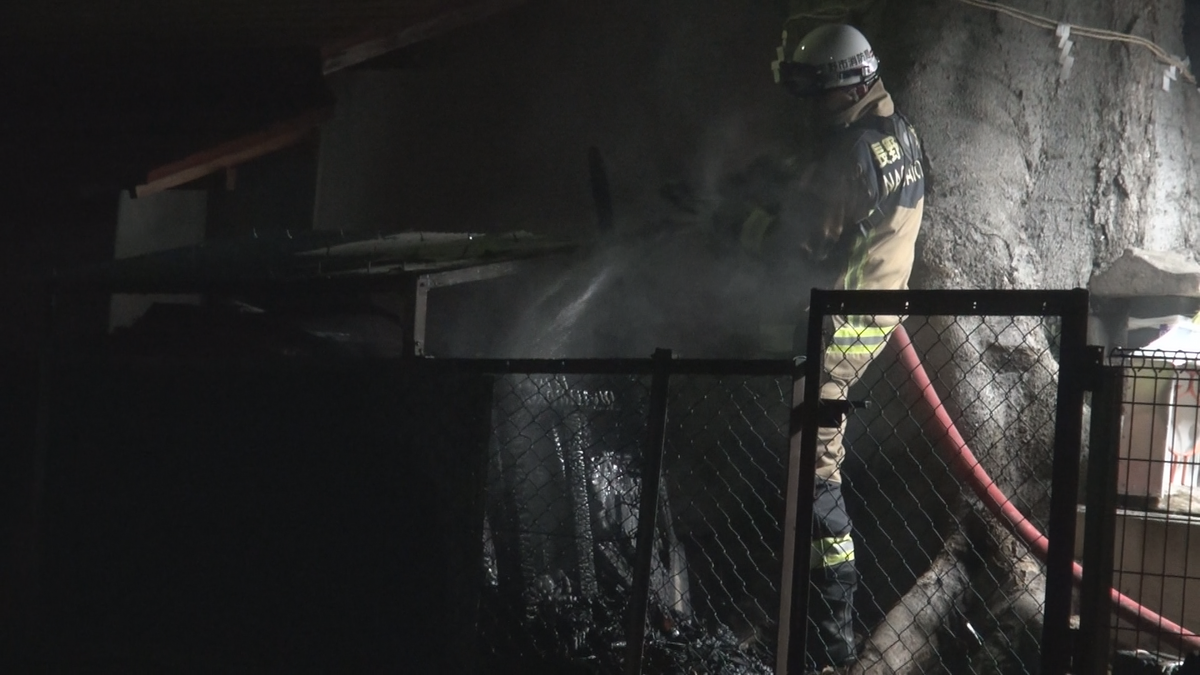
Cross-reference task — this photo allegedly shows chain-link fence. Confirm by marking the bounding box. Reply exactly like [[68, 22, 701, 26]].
[[1087, 350, 1200, 672], [784, 290, 1089, 675], [471, 290, 1092, 675], [34, 289, 1100, 675], [658, 374, 791, 665], [476, 360, 795, 674]]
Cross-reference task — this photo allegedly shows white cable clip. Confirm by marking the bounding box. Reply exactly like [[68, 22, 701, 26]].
[[1055, 24, 1075, 80], [1056, 24, 1075, 81], [772, 30, 788, 83], [1056, 23, 1071, 48], [1164, 64, 1178, 92]]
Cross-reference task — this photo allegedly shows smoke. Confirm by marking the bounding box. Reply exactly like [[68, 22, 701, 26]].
[[450, 211, 819, 360], [434, 104, 817, 360], [421, 0, 815, 360]]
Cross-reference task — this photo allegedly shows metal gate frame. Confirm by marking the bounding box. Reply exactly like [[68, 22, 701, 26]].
[[1076, 351, 1200, 673], [778, 288, 1091, 675], [1077, 362, 1122, 675]]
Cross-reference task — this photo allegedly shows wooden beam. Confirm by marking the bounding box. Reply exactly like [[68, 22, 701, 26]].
[[135, 107, 331, 198], [321, 0, 527, 74]]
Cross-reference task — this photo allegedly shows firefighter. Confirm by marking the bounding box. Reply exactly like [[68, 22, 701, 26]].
[[769, 23, 926, 674]]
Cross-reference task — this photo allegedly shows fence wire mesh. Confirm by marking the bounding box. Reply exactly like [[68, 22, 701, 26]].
[[459, 291, 1090, 674], [651, 375, 791, 673], [1104, 350, 1200, 668], [482, 373, 652, 673], [797, 310, 1067, 675], [478, 371, 792, 674]]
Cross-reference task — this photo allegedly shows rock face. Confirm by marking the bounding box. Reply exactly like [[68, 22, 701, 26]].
[[869, 1, 1200, 292]]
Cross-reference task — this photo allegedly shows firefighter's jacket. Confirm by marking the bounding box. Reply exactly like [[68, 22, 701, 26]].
[[791, 79, 924, 297], [788, 79, 926, 482]]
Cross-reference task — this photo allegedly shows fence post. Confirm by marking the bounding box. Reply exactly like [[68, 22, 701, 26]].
[[624, 348, 673, 675], [1041, 290, 1092, 675], [1076, 363, 1123, 675], [777, 289, 830, 675], [775, 360, 809, 675]]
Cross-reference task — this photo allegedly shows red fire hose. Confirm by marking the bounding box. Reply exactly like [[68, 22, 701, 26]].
[[891, 324, 1200, 655]]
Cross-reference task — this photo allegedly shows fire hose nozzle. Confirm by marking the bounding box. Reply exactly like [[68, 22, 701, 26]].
[[817, 398, 870, 428]]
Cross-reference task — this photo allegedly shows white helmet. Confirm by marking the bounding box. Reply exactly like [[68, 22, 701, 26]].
[[772, 24, 879, 97]]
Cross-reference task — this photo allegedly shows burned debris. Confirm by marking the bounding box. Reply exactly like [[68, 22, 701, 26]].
[[480, 372, 786, 674]]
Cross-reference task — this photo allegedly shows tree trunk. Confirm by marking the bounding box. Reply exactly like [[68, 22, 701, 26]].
[[849, 529, 974, 674]]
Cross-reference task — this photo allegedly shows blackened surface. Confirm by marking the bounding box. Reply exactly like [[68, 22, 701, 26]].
[[480, 372, 788, 673], [34, 360, 488, 672], [0, 47, 333, 196], [205, 140, 321, 241]]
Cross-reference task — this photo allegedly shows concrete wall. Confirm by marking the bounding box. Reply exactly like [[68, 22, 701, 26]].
[[109, 190, 207, 330], [1076, 509, 1200, 656], [313, 0, 795, 238], [206, 140, 320, 240]]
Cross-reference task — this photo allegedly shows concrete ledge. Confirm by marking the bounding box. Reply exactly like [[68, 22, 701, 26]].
[[1090, 248, 1200, 298]]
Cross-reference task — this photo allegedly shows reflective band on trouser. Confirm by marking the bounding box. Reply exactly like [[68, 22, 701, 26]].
[[810, 533, 856, 569], [829, 325, 891, 355]]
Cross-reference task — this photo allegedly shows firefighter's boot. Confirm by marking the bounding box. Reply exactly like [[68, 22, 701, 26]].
[[808, 477, 858, 669], [811, 556, 857, 666]]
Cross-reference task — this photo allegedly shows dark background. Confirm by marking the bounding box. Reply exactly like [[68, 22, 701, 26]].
[[0, 0, 1196, 671]]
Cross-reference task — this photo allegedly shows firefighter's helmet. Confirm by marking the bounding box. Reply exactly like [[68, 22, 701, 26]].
[[772, 24, 879, 98]]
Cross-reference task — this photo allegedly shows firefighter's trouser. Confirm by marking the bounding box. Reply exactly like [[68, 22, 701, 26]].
[[815, 314, 896, 483], [803, 316, 892, 670], [805, 477, 857, 669]]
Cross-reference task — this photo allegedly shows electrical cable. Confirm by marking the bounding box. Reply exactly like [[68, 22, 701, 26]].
[[954, 0, 1196, 85], [780, 0, 1194, 85], [783, 1, 874, 29]]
